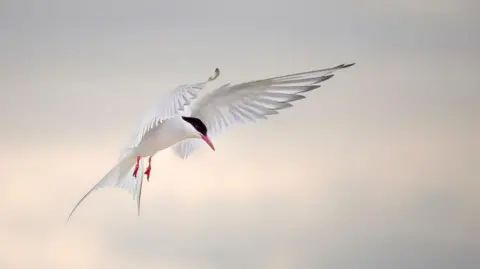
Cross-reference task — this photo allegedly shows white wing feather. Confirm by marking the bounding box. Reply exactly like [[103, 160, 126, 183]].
[[120, 68, 220, 157], [67, 69, 220, 222], [171, 63, 355, 159]]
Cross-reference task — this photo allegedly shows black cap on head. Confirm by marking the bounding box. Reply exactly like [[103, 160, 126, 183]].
[[182, 116, 208, 136]]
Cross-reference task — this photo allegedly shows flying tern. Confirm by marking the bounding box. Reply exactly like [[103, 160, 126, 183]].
[[67, 62, 355, 221]]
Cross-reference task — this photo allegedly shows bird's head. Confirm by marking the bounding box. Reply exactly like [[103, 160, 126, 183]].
[[182, 116, 215, 151]]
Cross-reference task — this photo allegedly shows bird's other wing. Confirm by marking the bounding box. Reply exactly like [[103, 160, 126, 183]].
[[171, 63, 355, 159], [120, 68, 220, 158]]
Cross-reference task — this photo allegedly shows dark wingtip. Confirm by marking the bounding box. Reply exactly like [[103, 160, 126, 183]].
[[301, 85, 322, 93], [208, 68, 220, 81], [334, 63, 356, 69], [322, 74, 335, 81]]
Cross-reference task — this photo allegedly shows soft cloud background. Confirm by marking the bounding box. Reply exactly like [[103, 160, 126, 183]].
[[1, 0, 479, 268]]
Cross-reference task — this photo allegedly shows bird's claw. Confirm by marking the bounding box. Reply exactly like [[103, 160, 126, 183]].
[[132, 165, 139, 178], [132, 156, 141, 178], [144, 166, 151, 181]]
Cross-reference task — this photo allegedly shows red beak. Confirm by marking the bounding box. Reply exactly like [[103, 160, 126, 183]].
[[200, 134, 215, 151]]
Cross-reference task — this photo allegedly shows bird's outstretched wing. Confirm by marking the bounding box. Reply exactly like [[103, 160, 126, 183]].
[[67, 68, 220, 222], [120, 68, 220, 158], [171, 63, 355, 159]]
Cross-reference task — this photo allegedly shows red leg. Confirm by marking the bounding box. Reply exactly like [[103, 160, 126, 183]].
[[144, 156, 152, 181], [132, 156, 141, 178]]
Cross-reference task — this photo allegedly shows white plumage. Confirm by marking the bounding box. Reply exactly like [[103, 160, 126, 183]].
[[172, 63, 355, 158], [66, 63, 354, 221]]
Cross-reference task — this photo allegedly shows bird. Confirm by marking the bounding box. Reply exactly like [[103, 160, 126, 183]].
[[66, 62, 355, 222]]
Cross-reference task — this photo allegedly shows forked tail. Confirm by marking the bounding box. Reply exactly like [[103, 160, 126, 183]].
[[66, 154, 146, 223]]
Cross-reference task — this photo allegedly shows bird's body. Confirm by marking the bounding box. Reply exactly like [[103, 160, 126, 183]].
[[66, 63, 355, 222], [128, 114, 194, 158]]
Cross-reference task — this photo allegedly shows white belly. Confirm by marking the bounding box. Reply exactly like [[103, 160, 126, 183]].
[[133, 116, 192, 157]]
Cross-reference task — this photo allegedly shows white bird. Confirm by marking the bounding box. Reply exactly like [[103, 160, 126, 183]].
[[66, 63, 355, 222]]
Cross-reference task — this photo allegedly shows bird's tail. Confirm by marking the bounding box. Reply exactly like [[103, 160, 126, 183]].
[[66, 153, 146, 223]]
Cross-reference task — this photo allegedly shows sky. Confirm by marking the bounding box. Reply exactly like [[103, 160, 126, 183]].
[[0, 0, 479, 268]]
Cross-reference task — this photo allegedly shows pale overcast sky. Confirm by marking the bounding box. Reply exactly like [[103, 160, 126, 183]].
[[0, 0, 479, 269]]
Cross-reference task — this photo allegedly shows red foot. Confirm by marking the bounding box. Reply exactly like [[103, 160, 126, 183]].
[[144, 156, 152, 181], [132, 156, 141, 178], [144, 166, 151, 181]]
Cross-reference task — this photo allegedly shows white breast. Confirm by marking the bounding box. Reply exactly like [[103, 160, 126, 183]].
[[133, 116, 191, 157]]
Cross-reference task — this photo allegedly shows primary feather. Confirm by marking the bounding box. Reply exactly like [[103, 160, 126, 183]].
[[171, 63, 355, 158], [120, 68, 220, 158], [67, 68, 220, 222]]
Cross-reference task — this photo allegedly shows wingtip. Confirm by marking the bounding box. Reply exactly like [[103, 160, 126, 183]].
[[208, 68, 220, 81]]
